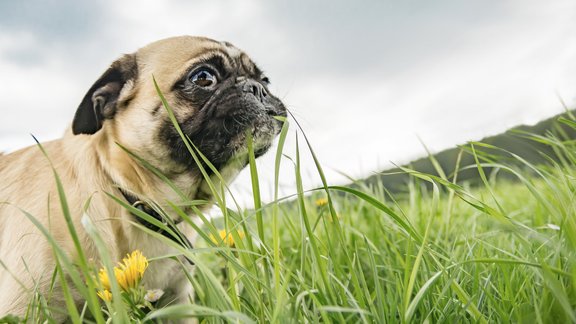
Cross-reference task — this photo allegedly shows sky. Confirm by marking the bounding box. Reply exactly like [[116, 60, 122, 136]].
[[1, 0, 575, 206]]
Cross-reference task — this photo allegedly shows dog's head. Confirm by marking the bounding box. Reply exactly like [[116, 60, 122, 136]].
[[72, 36, 286, 175]]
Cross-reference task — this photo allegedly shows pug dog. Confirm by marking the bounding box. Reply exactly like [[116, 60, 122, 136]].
[[0, 36, 286, 320]]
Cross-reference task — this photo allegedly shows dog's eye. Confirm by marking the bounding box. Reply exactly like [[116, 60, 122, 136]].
[[190, 69, 217, 87]]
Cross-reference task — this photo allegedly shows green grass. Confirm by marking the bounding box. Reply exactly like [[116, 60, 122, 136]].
[[192, 155, 576, 323], [4, 104, 576, 323]]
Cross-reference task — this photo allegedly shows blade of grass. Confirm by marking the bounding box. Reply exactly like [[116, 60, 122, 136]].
[[33, 139, 105, 323]]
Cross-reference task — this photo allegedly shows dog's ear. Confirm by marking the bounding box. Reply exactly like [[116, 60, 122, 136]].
[[72, 54, 138, 135]]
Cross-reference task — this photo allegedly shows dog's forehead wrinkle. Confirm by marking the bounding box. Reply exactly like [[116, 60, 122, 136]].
[[222, 41, 241, 57], [234, 53, 257, 77], [191, 51, 233, 71], [218, 43, 259, 77]]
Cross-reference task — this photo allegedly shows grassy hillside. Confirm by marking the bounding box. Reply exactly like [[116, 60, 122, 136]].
[[4, 113, 576, 323], [364, 110, 576, 193]]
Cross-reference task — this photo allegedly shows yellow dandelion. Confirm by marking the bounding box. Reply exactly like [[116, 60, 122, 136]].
[[96, 250, 149, 292], [97, 289, 112, 302], [113, 266, 128, 291], [116, 250, 148, 290], [98, 268, 111, 291], [211, 229, 245, 247], [315, 198, 328, 207]]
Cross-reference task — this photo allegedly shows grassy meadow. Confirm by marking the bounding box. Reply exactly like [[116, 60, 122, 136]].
[[3, 107, 576, 323]]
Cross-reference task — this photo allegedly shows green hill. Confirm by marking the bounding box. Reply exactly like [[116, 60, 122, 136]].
[[364, 110, 576, 192]]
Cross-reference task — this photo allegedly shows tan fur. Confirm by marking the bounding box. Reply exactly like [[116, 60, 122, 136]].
[[0, 36, 258, 320]]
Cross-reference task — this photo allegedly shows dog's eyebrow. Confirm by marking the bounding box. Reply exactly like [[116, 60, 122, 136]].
[[172, 51, 233, 89], [198, 54, 229, 72], [182, 50, 233, 73]]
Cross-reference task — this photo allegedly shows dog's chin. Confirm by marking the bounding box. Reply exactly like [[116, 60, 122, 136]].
[[193, 116, 281, 203], [228, 116, 282, 158]]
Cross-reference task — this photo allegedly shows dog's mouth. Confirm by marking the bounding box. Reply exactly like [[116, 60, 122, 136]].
[[161, 90, 286, 173], [228, 113, 283, 156], [202, 110, 284, 169]]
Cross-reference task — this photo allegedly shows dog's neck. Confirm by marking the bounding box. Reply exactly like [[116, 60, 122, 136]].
[[65, 130, 202, 213], [66, 128, 247, 221], [117, 187, 194, 262]]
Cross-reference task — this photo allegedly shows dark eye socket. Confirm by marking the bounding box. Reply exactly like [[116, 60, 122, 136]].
[[189, 69, 217, 87], [261, 76, 270, 85]]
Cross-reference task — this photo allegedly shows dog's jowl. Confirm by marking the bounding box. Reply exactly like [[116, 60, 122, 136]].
[[0, 36, 286, 319]]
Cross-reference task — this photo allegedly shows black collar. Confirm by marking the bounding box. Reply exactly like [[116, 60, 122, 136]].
[[119, 188, 194, 263]]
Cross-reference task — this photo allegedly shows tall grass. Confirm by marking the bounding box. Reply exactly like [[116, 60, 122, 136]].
[[3, 100, 576, 323]]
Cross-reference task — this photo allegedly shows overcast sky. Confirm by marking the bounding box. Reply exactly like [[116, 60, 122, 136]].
[[1, 0, 575, 205]]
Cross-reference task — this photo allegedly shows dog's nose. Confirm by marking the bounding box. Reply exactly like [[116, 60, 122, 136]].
[[241, 79, 267, 102]]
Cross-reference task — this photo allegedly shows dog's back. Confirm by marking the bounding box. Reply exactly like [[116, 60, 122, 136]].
[[0, 139, 89, 318]]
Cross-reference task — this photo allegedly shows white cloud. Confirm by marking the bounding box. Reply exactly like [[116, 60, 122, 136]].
[[0, 1, 575, 207]]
